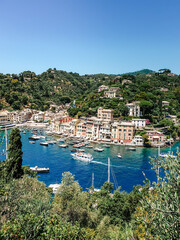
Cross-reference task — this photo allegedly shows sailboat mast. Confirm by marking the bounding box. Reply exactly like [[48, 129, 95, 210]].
[[158, 145, 160, 156], [108, 157, 110, 182], [5, 127, 8, 160], [92, 172, 94, 187]]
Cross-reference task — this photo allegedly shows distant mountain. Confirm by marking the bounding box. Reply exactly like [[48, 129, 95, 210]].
[[122, 69, 154, 76]]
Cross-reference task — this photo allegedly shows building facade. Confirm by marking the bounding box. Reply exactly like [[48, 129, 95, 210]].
[[126, 101, 141, 117], [111, 121, 135, 144], [132, 119, 146, 129], [97, 107, 114, 121]]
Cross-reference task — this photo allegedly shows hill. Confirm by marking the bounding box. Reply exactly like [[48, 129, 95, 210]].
[[0, 68, 180, 124]]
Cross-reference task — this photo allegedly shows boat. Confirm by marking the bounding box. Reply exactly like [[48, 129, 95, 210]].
[[158, 143, 176, 159], [29, 135, 41, 140], [71, 152, 93, 162], [71, 149, 78, 152], [86, 145, 93, 148], [94, 147, 104, 152], [159, 152, 176, 158], [59, 144, 68, 148], [30, 166, 50, 173], [57, 138, 65, 142], [78, 149, 85, 152], [103, 144, 110, 148], [39, 135, 46, 139], [29, 141, 35, 144], [40, 142, 49, 146], [73, 144, 81, 148], [117, 153, 122, 158], [49, 184, 61, 194], [47, 140, 56, 144], [126, 147, 136, 151]]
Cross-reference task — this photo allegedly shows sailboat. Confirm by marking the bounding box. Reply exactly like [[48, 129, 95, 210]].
[[158, 142, 176, 159], [90, 158, 111, 192]]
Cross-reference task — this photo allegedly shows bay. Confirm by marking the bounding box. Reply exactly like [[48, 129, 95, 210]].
[[0, 129, 179, 192]]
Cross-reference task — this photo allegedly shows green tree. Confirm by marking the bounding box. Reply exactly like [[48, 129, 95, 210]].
[[140, 100, 153, 116], [4, 128, 23, 182], [135, 151, 180, 239]]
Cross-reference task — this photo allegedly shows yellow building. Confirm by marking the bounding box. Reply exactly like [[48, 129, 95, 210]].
[[111, 121, 135, 144], [97, 107, 114, 121]]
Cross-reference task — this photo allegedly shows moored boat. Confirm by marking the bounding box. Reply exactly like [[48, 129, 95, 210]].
[[159, 152, 176, 158], [117, 153, 122, 158], [30, 166, 50, 173], [29, 135, 41, 140], [103, 144, 110, 148], [49, 184, 61, 194], [126, 147, 136, 151], [40, 142, 49, 146], [94, 147, 104, 152], [59, 144, 68, 148]]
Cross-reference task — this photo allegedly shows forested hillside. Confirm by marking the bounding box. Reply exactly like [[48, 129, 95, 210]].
[[0, 68, 180, 123]]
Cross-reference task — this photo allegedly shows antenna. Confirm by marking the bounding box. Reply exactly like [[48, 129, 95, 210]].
[[108, 157, 110, 182]]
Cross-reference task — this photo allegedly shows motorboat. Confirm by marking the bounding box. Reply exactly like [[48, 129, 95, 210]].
[[94, 147, 104, 152], [103, 144, 110, 148], [71, 152, 93, 162], [117, 153, 122, 158], [29, 135, 41, 140], [40, 142, 49, 146], [29, 141, 35, 144], [78, 149, 85, 152], [57, 138, 65, 142], [126, 147, 136, 151], [159, 152, 176, 158], [49, 184, 61, 194], [30, 166, 49, 173], [86, 145, 93, 148], [59, 144, 68, 148], [71, 149, 78, 152], [47, 140, 56, 144]]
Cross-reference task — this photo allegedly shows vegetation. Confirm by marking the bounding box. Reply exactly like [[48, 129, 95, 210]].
[[0, 128, 179, 239], [0, 69, 179, 123]]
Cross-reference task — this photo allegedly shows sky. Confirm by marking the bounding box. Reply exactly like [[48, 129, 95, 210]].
[[0, 0, 180, 75]]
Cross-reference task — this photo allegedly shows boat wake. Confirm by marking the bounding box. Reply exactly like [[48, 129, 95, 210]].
[[91, 160, 150, 171]]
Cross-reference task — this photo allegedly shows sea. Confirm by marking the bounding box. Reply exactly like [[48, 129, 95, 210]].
[[0, 129, 179, 193]]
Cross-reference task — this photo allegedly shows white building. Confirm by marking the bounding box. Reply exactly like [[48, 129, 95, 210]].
[[130, 135, 144, 146], [31, 111, 44, 122], [132, 119, 146, 129], [126, 101, 142, 117], [98, 85, 109, 92]]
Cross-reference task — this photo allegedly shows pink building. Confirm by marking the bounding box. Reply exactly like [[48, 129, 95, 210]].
[[146, 130, 167, 143]]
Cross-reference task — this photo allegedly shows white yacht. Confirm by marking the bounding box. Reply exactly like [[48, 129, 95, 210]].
[[94, 147, 104, 152], [117, 153, 122, 158], [40, 141, 49, 146], [29, 135, 41, 140], [71, 152, 93, 162]]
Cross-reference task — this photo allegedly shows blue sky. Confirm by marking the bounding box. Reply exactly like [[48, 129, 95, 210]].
[[0, 0, 180, 75]]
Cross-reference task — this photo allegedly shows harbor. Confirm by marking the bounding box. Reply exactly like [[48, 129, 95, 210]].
[[0, 129, 179, 193]]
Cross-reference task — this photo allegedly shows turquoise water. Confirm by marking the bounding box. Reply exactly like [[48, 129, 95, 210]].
[[0, 129, 179, 192]]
